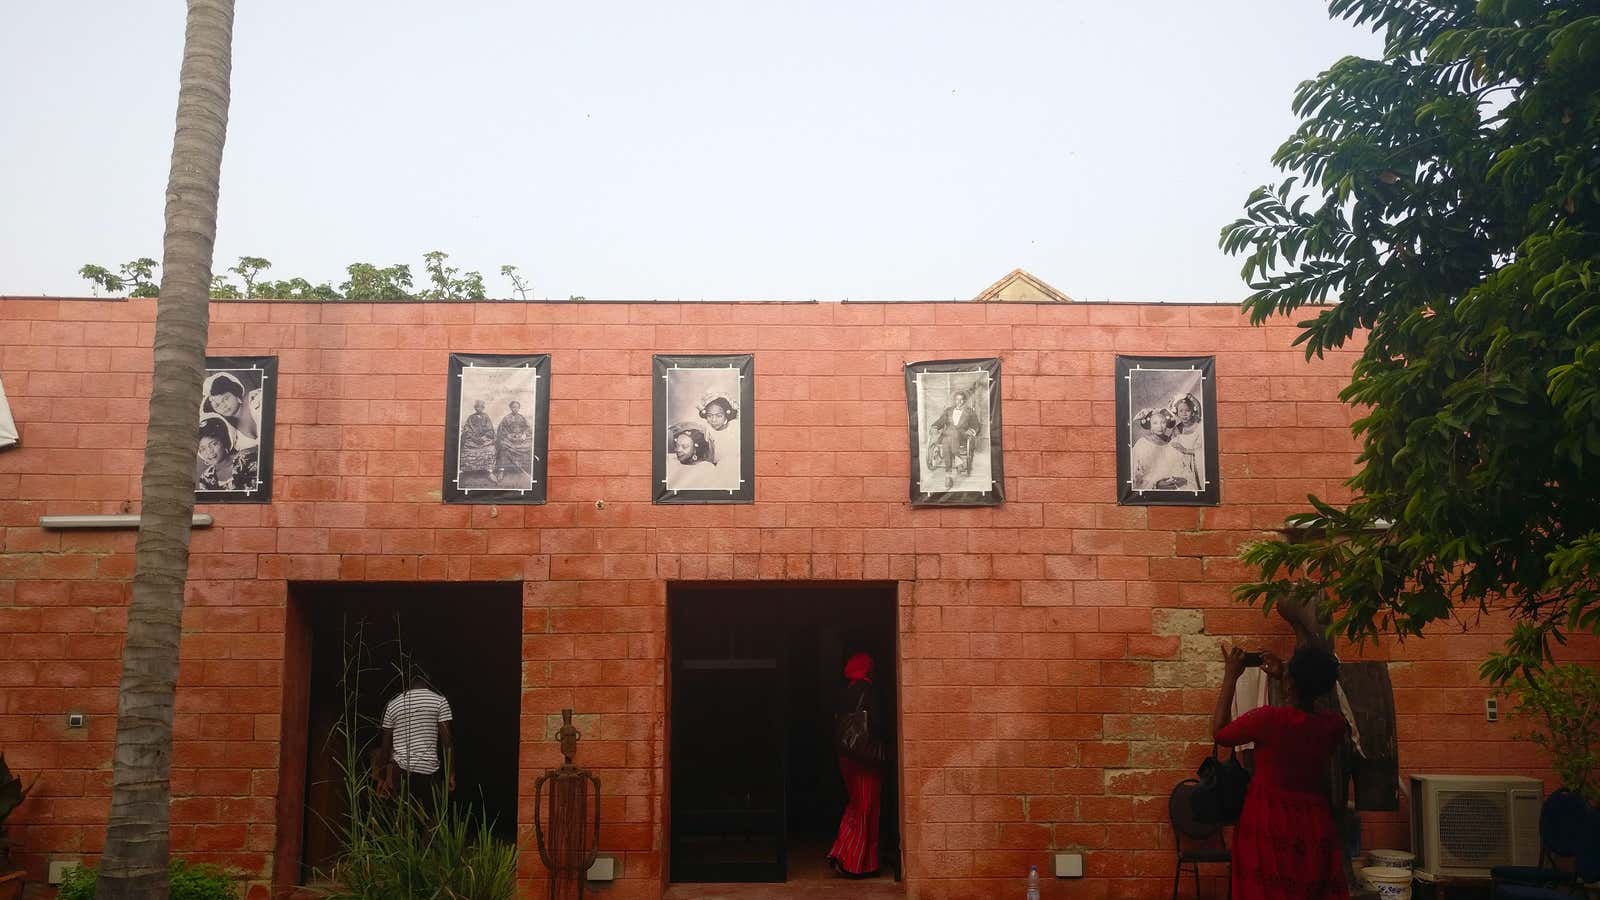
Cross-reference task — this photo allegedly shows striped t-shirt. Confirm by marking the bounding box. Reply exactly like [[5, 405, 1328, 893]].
[[382, 687, 453, 775]]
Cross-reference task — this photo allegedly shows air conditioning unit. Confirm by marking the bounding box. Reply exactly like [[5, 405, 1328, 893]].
[[1410, 774, 1543, 878]]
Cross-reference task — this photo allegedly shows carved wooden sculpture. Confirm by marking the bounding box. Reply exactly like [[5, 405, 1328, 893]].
[[533, 709, 602, 899]]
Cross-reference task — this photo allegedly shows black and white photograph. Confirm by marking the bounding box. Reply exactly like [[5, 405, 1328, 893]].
[[904, 358, 1004, 507], [1116, 355, 1219, 505], [197, 356, 277, 503], [442, 353, 550, 504], [653, 354, 754, 504]]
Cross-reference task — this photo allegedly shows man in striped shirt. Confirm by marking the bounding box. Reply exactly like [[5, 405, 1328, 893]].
[[377, 676, 455, 805]]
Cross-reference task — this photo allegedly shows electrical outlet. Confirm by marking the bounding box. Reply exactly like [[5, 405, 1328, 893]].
[[586, 855, 617, 881], [49, 861, 81, 885], [1054, 852, 1084, 878], [1486, 697, 1499, 722]]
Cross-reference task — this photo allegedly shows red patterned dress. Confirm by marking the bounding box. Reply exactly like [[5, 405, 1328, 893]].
[[1216, 705, 1349, 900], [829, 653, 884, 876]]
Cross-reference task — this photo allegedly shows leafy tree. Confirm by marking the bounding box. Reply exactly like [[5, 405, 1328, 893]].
[[226, 256, 341, 299], [501, 264, 532, 301], [340, 262, 415, 300], [99, 0, 235, 895], [1507, 664, 1600, 802], [253, 277, 342, 300], [80, 252, 516, 301], [78, 258, 161, 297], [78, 265, 121, 296], [421, 250, 486, 300], [1223, 0, 1600, 681], [208, 276, 241, 299], [226, 255, 271, 298]]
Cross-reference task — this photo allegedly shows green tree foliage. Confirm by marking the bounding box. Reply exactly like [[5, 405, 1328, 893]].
[[78, 258, 160, 297], [421, 250, 486, 300], [500, 264, 532, 301], [1508, 664, 1600, 802], [340, 263, 416, 300], [252, 276, 342, 300], [227, 255, 271, 297], [208, 276, 241, 298], [79, 253, 533, 300], [1222, 0, 1600, 681]]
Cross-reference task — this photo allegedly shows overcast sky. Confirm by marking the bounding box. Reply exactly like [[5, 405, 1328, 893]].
[[0, 1, 1382, 302]]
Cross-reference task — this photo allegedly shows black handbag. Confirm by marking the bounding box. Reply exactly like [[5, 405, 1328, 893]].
[[836, 686, 886, 765], [1189, 744, 1251, 825]]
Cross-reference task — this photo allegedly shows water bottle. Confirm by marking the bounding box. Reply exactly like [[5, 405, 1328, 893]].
[[1026, 864, 1041, 900]]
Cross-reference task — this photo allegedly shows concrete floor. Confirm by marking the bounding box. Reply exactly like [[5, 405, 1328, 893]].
[[662, 880, 902, 899], [663, 836, 902, 899]]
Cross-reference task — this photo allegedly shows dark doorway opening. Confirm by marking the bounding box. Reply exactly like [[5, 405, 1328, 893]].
[[291, 582, 521, 881], [668, 582, 900, 886]]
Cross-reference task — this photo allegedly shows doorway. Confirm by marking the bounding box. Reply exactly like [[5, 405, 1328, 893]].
[[288, 582, 522, 881], [668, 582, 900, 886]]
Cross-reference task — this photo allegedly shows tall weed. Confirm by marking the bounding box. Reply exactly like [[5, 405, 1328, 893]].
[[314, 624, 517, 900]]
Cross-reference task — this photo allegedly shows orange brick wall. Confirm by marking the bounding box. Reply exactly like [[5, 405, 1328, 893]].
[[0, 296, 1571, 899]]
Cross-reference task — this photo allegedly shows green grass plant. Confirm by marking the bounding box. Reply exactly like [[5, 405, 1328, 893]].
[[314, 623, 517, 899], [55, 859, 241, 900]]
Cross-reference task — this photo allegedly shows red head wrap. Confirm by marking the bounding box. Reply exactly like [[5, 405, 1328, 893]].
[[843, 652, 875, 682]]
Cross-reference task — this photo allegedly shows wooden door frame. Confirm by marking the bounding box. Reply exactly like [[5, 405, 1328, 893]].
[[662, 580, 904, 889]]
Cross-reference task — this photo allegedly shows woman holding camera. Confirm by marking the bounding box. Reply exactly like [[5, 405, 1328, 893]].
[[1213, 644, 1348, 899]]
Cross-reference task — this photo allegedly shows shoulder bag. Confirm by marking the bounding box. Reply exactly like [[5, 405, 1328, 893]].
[[835, 685, 886, 766], [1189, 744, 1251, 825]]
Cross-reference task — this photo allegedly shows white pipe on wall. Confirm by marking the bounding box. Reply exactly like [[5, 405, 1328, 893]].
[[39, 514, 214, 530]]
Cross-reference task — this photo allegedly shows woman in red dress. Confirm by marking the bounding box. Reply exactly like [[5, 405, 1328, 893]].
[[1213, 644, 1349, 899], [828, 652, 884, 878]]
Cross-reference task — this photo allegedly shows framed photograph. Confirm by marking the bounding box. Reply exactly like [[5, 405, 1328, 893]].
[[1116, 355, 1219, 506], [653, 354, 754, 504], [197, 356, 277, 503], [904, 358, 1004, 507], [442, 353, 550, 504]]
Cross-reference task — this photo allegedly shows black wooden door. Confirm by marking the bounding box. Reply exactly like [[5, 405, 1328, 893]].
[[670, 593, 788, 882]]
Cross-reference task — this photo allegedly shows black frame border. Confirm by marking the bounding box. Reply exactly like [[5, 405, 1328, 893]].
[[198, 355, 277, 505], [442, 352, 551, 505], [904, 357, 1005, 508], [652, 353, 755, 505], [1115, 354, 1220, 506]]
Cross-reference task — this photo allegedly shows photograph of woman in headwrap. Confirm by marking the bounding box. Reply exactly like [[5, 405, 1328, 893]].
[[1116, 356, 1219, 505], [1168, 391, 1205, 490], [665, 423, 721, 491], [662, 379, 740, 493], [493, 399, 535, 486], [696, 389, 739, 467], [202, 370, 262, 453], [654, 355, 753, 503], [1130, 405, 1190, 492], [196, 413, 259, 493], [443, 354, 549, 502], [458, 399, 498, 481], [196, 359, 276, 501]]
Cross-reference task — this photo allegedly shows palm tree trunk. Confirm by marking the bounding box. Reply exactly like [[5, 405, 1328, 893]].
[[98, 1, 234, 895]]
